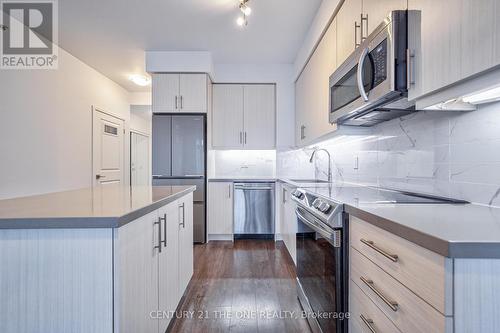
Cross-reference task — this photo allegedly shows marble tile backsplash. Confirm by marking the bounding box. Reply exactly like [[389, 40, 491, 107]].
[[277, 102, 500, 207]]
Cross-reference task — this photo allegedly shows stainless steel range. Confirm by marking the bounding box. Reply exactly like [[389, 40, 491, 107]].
[[290, 184, 468, 333], [291, 188, 348, 333]]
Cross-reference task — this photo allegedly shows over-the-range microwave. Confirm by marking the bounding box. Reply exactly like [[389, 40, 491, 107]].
[[329, 10, 419, 126]]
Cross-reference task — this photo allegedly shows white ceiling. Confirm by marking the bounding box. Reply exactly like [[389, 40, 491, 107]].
[[58, 0, 322, 92]]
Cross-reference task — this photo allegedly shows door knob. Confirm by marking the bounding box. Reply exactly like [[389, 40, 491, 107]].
[[96, 174, 106, 180]]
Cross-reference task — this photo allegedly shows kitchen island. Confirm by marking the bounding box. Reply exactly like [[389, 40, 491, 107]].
[[0, 185, 195, 333]]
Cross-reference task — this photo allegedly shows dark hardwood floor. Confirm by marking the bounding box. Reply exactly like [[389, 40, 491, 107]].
[[170, 240, 311, 333]]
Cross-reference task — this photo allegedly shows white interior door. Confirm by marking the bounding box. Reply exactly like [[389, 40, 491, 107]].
[[93, 108, 124, 187], [130, 132, 150, 187]]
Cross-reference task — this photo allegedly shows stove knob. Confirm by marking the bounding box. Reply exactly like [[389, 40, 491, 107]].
[[292, 190, 304, 199], [319, 202, 331, 213], [312, 198, 322, 208]]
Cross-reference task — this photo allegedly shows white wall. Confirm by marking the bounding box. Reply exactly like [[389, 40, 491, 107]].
[[0, 46, 131, 200]]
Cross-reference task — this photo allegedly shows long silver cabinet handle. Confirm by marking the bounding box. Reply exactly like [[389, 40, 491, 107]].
[[360, 314, 376, 333], [360, 276, 399, 312], [228, 184, 231, 198], [179, 203, 185, 228], [355, 21, 361, 47], [244, 132, 247, 144], [160, 214, 167, 247], [361, 13, 368, 41], [407, 49, 416, 87], [154, 217, 162, 253], [180, 95, 183, 109], [360, 238, 398, 262], [175, 96, 178, 109]]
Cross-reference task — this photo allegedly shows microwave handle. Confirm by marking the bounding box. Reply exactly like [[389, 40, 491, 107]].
[[357, 47, 370, 102]]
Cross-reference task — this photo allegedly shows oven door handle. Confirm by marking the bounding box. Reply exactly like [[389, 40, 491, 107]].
[[357, 47, 370, 102], [295, 208, 335, 242]]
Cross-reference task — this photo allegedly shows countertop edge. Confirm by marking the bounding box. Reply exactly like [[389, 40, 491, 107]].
[[117, 186, 196, 227], [277, 178, 500, 259], [0, 186, 196, 230], [344, 205, 451, 257]]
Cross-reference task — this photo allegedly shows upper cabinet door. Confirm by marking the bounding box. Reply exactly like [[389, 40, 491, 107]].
[[243, 85, 276, 149], [295, 18, 337, 147], [152, 74, 180, 113], [158, 201, 180, 333], [407, 0, 462, 99], [336, 0, 363, 66], [178, 193, 194, 296], [460, 0, 498, 78], [362, 0, 408, 37], [179, 74, 207, 113], [212, 84, 244, 149]]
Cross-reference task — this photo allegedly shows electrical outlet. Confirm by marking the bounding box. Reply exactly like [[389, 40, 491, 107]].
[[354, 156, 359, 170]]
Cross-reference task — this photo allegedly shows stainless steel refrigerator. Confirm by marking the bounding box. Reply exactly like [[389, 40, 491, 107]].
[[152, 114, 206, 243]]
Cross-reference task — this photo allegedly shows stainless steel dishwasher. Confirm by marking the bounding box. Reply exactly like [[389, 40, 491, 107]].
[[233, 182, 275, 239]]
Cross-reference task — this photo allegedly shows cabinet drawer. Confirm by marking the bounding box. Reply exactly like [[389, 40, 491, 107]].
[[349, 279, 400, 333], [350, 247, 452, 333], [350, 216, 452, 315]]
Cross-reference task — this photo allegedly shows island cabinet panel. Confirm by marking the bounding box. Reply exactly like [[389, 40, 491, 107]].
[[0, 229, 114, 333], [0, 191, 195, 333], [115, 194, 195, 333], [115, 210, 160, 333], [178, 193, 194, 295]]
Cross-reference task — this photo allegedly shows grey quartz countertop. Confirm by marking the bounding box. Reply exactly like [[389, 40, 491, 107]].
[[0, 185, 196, 229], [208, 178, 276, 183], [279, 179, 500, 258]]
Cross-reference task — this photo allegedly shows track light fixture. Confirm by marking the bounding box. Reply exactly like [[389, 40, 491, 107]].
[[236, 0, 251, 27]]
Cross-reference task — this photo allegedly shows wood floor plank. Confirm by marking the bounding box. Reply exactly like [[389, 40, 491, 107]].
[[169, 240, 311, 333]]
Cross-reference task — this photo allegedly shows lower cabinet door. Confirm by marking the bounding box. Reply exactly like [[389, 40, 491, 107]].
[[116, 210, 160, 333], [178, 193, 194, 296], [158, 201, 180, 333]]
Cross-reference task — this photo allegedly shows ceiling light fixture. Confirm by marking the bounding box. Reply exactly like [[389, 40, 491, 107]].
[[236, 0, 251, 27], [129, 74, 151, 86]]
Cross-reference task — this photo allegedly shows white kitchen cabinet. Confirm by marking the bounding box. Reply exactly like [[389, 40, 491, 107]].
[[295, 18, 338, 147], [117, 210, 159, 333], [152, 73, 179, 113], [279, 184, 297, 265], [336, 0, 362, 66], [208, 182, 234, 238], [178, 193, 194, 295], [179, 74, 208, 112], [408, 0, 500, 100], [152, 73, 208, 113], [243, 85, 276, 149], [157, 201, 180, 332], [212, 84, 244, 149], [116, 194, 194, 333], [212, 84, 276, 149], [363, 0, 408, 36]]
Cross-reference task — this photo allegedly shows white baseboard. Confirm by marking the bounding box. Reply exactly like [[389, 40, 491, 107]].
[[207, 234, 234, 241]]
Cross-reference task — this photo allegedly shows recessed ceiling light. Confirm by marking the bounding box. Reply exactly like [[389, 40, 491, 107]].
[[129, 74, 151, 86]]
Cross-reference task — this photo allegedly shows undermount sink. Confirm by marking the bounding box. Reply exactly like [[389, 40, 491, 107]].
[[289, 179, 330, 184]]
